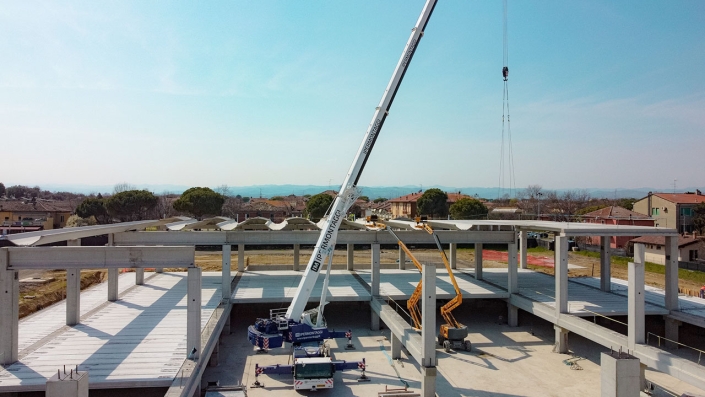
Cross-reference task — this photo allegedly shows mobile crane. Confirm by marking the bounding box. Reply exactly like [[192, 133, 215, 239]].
[[247, 0, 438, 389]]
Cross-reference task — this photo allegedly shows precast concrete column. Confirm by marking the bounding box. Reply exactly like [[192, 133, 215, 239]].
[[237, 244, 245, 272], [66, 239, 81, 326], [187, 266, 202, 360], [507, 242, 518, 294], [391, 333, 401, 360], [371, 243, 380, 296], [600, 352, 641, 397], [46, 369, 89, 397], [449, 243, 457, 270], [519, 230, 528, 269], [664, 236, 679, 311], [107, 234, 119, 302], [665, 318, 681, 349], [508, 304, 519, 327], [475, 243, 483, 280], [554, 325, 569, 354], [555, 236, 569, 316], [0, 248, 19, 365], [628, 243, 645, 351], [222, 245, 231, 300], [293, 244, 300, 271], [347, 244, 354, 271], [421, 262, 437, 397], [600, 236, 612, 292], [370, 243, 381, 331], [135, 268, 144, 285], [398, 246, 406, 270]]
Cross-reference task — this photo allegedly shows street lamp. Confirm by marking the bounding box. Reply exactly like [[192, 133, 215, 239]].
[[537, 192, 543, 220]]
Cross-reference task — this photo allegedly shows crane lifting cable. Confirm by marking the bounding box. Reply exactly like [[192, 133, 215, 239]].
[[498, 0, 516, 200]]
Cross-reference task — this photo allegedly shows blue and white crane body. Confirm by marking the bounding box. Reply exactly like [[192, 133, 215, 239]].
[[248, 0, 437, 389]]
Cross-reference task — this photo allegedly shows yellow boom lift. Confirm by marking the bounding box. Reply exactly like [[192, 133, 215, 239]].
[[375, 216, 471, 352]]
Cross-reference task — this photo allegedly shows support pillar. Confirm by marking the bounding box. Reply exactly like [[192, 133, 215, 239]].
[[391, 333, 401, 360], [421, 262, 437, 397], [554, 325, 569, 354], [222, 245, 231, 300], [628, 243, 645, 351], [237, 244, 245, 272], [664, 317, 681, 349], [600, 236, 612, 292], [347, 244, 354, 271], [555, 236, 569, 316], [66, 239, 81, 326], [370, 243, 381, 331], [187, 266, 202, 360], [398, 246, 406, 270], [0, 248, 19, 365], [223, 306, 232, 335], [449, 243, 457, 270], [519, 230, 528, 269], [664, 236, 679, 311], [107, 234, 118, 302], [507, 242, 518, 294], [135, 268, 144, 285], [46, 369, 89, 397], [600, 352, 641, 397], [475, 243, 483, 280], [293, 244, 300, 271], [508, 304, 519, 327]]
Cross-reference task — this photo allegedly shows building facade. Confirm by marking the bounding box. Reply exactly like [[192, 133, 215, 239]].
[[0, 199, 74, 234], [582, 206, 654, 250], [629, 234, 705, 265], [633, 192, 705, 233]]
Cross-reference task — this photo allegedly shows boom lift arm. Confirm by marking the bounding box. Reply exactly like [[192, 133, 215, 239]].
[[285, 0, 438, 323], [385, 227, 425, 329], [421, 224, 463, 330]]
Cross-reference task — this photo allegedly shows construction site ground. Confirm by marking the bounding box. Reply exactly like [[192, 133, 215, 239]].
[[204, 300, 703, 397]]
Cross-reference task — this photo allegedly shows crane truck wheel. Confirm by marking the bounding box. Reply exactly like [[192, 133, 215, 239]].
[[443, 340, 451, 353], [464, 340, 471, 351]]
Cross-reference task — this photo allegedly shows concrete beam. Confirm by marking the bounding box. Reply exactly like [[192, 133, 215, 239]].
[[7, 246, 195, 270], [628, 244, 645, 350], [237, 244, 244, 272], [507, 242, 518, 294], [555, 236, 569, 315], [347, 244, 354, 271], [0, 248, 19, 365], [600, 236, 612, 292], [187, 267, 202, 360], [66, 239, 81, 326], [113, 229, 517, 246], [370, 297, 423, 364], [509, 293, 705, 391], [7, 220, 160, 247], [222, 245, 231, 300], [421, 263, 436, 368], [519, 230, 528, 269], [449, 243, 457, 270], [664, 236, 679, 311], [293, 244, 300, 271], [475, 243, 483, 280]]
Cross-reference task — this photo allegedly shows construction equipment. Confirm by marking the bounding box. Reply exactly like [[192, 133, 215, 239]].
[[247, 0, 438, 389], [252, 342, 368, 391], [420, 222, 470, 352]]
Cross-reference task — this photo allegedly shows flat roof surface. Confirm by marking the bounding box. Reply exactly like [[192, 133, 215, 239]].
[[0, 272, 223, 392]]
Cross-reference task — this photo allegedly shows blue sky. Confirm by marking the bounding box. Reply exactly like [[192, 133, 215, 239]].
[[2, 1, 704, 191]]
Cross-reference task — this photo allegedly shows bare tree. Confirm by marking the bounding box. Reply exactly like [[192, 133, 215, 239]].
[[214, 184, 232, 198], [113, 182, 135, 194]]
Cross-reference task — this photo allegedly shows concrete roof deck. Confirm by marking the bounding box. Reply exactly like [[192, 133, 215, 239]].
[[0, 272, 224, 393]]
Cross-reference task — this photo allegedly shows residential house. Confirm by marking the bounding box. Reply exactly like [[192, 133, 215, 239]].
[[388, 191, 475, 219], [582, 206, 654, 250], [629, 234, 705, 265], [632, 191, 705, 233], [0, 199, 74, 234]]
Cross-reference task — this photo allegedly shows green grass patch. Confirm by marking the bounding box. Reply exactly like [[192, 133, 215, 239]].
[[527, 246, 552, 254]]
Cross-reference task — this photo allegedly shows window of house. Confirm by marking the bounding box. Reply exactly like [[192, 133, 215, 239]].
[[689, 250, 698, 261], [681, 207, 692, 216], [652, 208, 659, 216], [60, 215, 64, 222]]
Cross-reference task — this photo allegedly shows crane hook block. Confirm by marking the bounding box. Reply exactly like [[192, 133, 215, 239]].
[[502, 66, 509, 81]]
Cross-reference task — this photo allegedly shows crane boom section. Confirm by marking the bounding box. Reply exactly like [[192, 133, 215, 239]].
[[285, 0, 438, 322]]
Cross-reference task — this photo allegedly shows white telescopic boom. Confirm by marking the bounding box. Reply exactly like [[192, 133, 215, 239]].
[[285, 0, 438, 321]]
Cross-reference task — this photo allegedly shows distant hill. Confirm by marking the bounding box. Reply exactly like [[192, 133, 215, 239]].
[[31, 183, 703, 200]]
